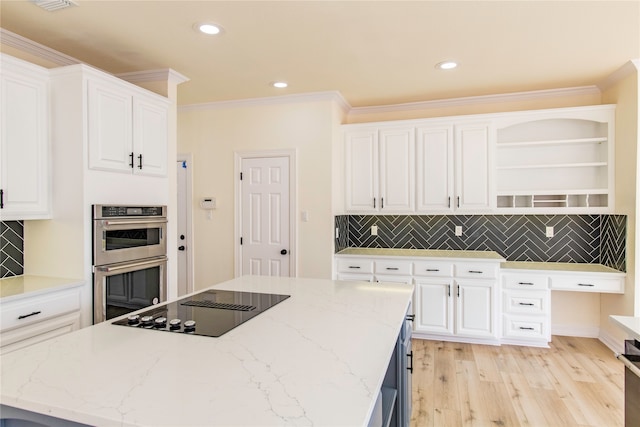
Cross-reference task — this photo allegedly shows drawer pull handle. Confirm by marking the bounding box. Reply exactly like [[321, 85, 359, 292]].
[[348, 266, 361, 269], [518, 302, 535, 306], [518, 282, 534, 286], [578, 283, 595, 287], [18, 311, 42, 320], [426, 269, 440, 272], [407, 351, 414, 374], [519, 327, 535, 331], [468, 270, 483, 274], [386, 267, 399, 271], [406, 314, 415, 322]]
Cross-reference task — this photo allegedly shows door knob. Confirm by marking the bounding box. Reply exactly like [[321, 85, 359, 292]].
[[178, 246, 186, 251], [280, 249, 288, 255], [180, 234, 185, 240]]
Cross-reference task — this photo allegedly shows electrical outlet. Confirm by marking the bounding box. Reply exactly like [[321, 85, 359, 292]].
[[335, 227, 339, 239], [546, 226, 554, 238], [371, 225, 378, 236], [455, 226, 463, 236]]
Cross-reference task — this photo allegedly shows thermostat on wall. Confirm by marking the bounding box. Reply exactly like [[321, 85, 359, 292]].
[[201, 198, 216, 210]]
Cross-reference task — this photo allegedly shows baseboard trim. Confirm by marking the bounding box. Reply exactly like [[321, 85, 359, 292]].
[[599, 328, 625, 354], [551, 324, 600, 338]]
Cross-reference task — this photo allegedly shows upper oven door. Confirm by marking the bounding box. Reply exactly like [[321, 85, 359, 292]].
[[93, 217, 167, 265]]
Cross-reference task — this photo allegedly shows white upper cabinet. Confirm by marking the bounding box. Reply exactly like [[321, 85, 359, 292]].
[[416, 123, 493, 213], [416, 126, 453, 211], [494, 105, 615, 213], [342, 104, 613, 215], [455, 123, 492, 212], [87, 71, 169, 177], [0, 54, 51, 220], [345, 127, 414, 213], [88, 79, 133, 173]]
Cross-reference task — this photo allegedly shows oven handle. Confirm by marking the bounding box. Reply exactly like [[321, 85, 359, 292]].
[[101, 218, 167, 226], [95, 257, 168, 272], [616, 353, 640, 378]]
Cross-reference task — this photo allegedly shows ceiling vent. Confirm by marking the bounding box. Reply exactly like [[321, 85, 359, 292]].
[[31, 0, 78, 12]]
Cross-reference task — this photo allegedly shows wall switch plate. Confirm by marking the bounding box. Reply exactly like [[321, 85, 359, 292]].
[[301, 211, 309, 222], [335, 227, 339, 238], [455, 226, 463, 236], [371, 225, 378, 236], [546, 226, 554, 238]]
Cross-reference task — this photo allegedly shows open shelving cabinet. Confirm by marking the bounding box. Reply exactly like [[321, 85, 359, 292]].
[[494, 105, 615, 213]]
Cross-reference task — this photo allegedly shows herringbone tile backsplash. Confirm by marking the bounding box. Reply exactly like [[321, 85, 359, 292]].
[[1, 221, 24, 277], [335, 214, 626, 271]]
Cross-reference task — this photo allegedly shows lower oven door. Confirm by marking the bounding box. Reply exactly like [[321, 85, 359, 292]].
[[93, 256, 167, 323]]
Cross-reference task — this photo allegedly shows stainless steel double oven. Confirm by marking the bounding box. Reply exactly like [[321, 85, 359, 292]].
[[92, 205, 167, 323]]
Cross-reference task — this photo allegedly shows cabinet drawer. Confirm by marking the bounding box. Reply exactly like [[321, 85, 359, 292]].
[[413, 261, 453, 277], [336, 258, 374, 274], [374, 260, 412, 276], [455, 262, 498, 279], [550, 275, 624, 293], [0, 311, 80, 354], [503, 290, 548, 315], [502, 274, 549, 290], [503, 315, 549, 340], [1, 290, 81, 332]]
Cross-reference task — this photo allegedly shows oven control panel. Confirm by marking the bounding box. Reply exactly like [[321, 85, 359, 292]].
[[94, 205, 166, 218]]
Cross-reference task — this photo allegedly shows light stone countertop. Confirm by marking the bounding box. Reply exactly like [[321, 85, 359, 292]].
[[0, 275, 414, 427], [335, 248, 625, 274], [501, 261, 625, 275], [0, 275, 84, 302], [336, 247, 505, 261], [610, 316, 640, 342]]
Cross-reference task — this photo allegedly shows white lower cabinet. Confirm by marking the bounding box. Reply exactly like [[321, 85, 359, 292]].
[[0, 285, 82, 354], [501, 272, 551, 347]]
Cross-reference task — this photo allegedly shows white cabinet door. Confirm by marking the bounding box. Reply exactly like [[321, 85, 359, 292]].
[[0, 56, 50, 220], [133, 95, 168, 176], [379, 128, 414, 212], [415, 279, 453, 335], [88, 78, 169, 177], [88, 79, 133, 173], [416, 125, 454, 211], [455, 123, 492, 211], [345, 130, 378, 212], [455, 280, 495, 338]]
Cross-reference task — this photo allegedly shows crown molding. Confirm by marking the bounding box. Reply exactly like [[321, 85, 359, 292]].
[[0, 28, 80, 66], [116, 69, 190, 86], [348, 86, 601, 116], [598, 59, 640, 91], [179, 91, 350, 112]]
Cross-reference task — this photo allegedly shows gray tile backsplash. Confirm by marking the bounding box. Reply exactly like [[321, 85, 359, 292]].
[[1, 220, 24, 277], [335, 214, 626, 272]]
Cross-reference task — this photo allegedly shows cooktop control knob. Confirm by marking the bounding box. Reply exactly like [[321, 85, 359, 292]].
[[169, 319, 182, 329], [127, 314, 140, 325], [154, 317, 167, 328], [141, 315, 154, 326], [184, 320, 196, 332]]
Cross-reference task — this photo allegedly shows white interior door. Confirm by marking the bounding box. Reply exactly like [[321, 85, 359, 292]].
[[241, 156, 290, 276], [176, 158, 192, 296]]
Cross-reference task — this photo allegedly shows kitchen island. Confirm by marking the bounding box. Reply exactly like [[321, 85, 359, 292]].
[[0, 275, 413, 427]]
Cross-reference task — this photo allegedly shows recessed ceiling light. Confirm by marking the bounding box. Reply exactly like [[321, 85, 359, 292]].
[[272, 81, 288, 89], [195, 22, 223, 35], [436, 61, 458, 70]]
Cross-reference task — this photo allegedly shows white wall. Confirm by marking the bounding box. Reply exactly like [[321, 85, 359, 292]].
[[600, 62, 639, 348], [178, 96, 345, 288]]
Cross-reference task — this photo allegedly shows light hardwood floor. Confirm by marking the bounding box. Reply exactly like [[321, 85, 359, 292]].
[[410, 336, 624, 427]]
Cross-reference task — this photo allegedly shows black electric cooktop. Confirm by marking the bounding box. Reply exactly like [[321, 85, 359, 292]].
[[112, 289, 290, 337]]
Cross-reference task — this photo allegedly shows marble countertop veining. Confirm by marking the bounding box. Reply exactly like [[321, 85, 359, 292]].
[[0, 275, 414, 427], [0, 275, 84, 302], [336, 247, 505, 261]]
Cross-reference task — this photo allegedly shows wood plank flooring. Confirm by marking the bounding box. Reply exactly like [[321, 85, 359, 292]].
[[411, 336, 624, 427]]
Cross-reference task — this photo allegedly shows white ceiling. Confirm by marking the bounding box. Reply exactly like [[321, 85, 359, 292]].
[[1, 1, 639, 107]]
